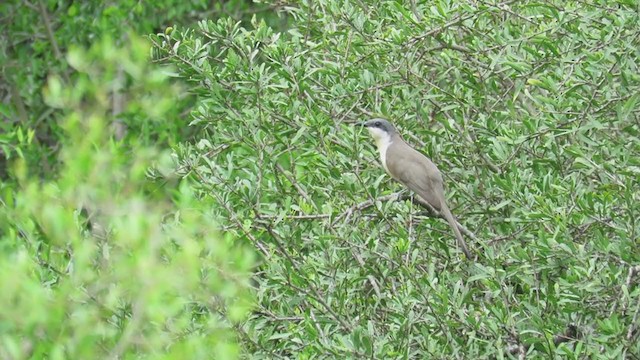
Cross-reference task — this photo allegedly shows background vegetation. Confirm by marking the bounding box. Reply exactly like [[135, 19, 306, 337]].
[[1, 0, 639, 358]]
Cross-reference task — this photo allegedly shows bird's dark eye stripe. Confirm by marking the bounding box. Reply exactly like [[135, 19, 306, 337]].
[[375, 121, 381, 127]]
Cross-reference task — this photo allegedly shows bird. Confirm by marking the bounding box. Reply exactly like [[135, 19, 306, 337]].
[[356, 118, 473, 260]]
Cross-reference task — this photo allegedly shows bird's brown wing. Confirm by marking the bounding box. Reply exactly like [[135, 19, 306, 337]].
[[386, 145, 445, 211]]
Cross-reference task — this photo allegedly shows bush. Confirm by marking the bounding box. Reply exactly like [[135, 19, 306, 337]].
[[150, 0, 640, 357], [0, 36, 253, 359]]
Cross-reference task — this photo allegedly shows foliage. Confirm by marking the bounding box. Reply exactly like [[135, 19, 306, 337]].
[[0, 36, 254, 359], [0, 0, 283, 178], [150, 0, 640, 358]]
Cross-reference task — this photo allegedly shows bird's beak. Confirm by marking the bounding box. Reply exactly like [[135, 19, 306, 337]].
[[354, 121, 368, 127]]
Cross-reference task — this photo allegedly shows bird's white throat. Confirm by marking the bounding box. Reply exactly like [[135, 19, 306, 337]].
[[366, 127, 393, 172]]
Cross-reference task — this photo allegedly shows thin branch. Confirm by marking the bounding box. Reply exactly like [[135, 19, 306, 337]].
[[274, 163, 318, 210], [627, 300, 640, 342], [624, 265, 640, 314], [260, 213, 332, 220], [333, 191, 480, 243], [409, 0, 422, 22], [411, 195, 480, 242], [406, 0, 519, 45], [37, 0, 69, 82], [333, 192, 407, 225], [553, 324, 579, 346]]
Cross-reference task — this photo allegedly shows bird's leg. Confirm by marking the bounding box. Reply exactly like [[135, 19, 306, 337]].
[[416, 210, 438, 218], [410, 195, 440, 218]]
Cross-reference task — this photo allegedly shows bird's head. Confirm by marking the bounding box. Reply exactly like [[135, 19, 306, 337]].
[[356, 118, 397, 147]]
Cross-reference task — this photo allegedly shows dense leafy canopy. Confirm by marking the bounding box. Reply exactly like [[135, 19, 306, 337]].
[[152, 1, 640, 357], [2, 0, 640, 358]]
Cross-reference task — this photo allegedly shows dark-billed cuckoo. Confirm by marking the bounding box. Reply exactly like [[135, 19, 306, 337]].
[[357, 118, 473, 260]]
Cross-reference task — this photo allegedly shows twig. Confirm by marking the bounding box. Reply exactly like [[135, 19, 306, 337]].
[[260, 213, 332, 220], [627, 300, 640, 342], [553, 324, 579, 346], [274, 163, 318, 210], [433, 36, 471, 53], [221, 200, 270, 259], [254, 310, 304, 322], [8, 80, 28, 124], [109, 295, 144, 359], [411, 195, 479, 242], [505, 341, 526, 359], [406, 194, 415, 265], [625, 265, 640, 290], [333, 192, 407, 225], [111, 64, 127, 140], [489, 224, 533, 244], [407, 0, 519, 45], [348, 248, 382, 299], [37, 0, 70, 83], [623, 265, 640, 314], [333, 191, 480, 243], [409, 0, 422, 22], [505, 324, 579, 356]]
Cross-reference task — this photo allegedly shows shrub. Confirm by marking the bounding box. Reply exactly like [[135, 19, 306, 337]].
[[0, 36, 254, 359], [151, 1, 640, 357]]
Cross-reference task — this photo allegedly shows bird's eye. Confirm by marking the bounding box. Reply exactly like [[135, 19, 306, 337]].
[[375, 121, 381, 127]]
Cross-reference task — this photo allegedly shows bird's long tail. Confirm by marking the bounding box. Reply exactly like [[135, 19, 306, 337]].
[[439, 202, 473, 260]]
